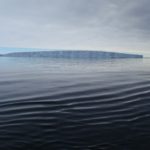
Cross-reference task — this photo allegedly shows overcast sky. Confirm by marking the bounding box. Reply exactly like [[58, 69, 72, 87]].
[[0, 0, 149, 56]]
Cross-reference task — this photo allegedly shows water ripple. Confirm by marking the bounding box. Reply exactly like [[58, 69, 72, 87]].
[[0, 58, 150, 149]]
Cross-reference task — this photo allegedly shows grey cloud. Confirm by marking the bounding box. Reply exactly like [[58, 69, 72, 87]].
[[1, 0, 149, 30], [0, 0, 149, 55]]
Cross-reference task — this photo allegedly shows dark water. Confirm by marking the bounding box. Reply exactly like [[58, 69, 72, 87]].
[[0, 57, 150, 150]]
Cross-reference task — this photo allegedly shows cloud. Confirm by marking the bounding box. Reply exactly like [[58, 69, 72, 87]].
[[0, 0, 149, 55]]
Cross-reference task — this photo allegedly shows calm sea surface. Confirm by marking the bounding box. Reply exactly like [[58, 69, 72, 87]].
[[0, 57, 150, 150]]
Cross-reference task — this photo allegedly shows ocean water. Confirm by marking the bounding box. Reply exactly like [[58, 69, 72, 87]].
[[0, 57, 150, 150]]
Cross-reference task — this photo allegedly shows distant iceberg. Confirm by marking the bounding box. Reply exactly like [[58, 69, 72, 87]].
[[2, 50, 143, 59]]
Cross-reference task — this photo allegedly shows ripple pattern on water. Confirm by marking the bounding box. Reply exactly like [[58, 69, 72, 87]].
[[0, 58, 150, 149]]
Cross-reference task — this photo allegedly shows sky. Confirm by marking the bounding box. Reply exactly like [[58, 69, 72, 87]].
[[0, 0, 149, 56]]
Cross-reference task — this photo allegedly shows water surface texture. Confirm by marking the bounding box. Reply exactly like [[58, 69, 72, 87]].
[[0, 57, 150, 150]]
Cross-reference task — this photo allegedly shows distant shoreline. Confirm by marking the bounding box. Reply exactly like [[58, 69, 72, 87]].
[[0, 50, 143, 59]]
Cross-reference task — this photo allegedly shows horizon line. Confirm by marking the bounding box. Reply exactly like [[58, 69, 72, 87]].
[[0, 47, 143, 56]]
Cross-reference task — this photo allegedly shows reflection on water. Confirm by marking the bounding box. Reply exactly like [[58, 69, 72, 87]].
[[0, 57, 150, 150]]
